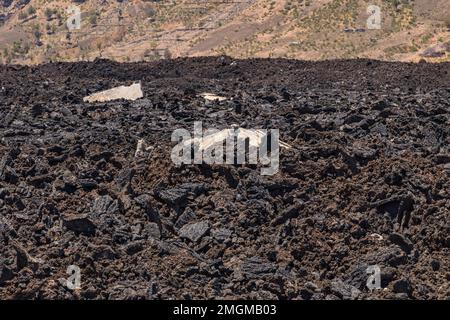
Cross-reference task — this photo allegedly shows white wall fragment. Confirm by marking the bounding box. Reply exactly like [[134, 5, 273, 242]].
[[83, 83, 143, 103], [181, 128, 291, 151], [199, 92, 227, 102], [135, 139, 153, 157]]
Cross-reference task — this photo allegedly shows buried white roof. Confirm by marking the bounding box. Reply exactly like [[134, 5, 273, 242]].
[[183, 128, 291, 150]]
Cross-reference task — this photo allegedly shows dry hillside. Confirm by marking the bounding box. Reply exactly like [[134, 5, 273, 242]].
[[0, 0, 449, 64]]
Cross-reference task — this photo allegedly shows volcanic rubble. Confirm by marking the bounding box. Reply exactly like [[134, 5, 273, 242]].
[[0, 57, 449, 299]]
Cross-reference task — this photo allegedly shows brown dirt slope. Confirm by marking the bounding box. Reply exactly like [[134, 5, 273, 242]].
[[0, 0, 449, 64]]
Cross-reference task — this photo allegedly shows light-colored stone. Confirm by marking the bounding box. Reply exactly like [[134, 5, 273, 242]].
[[83, 83, 143, 103], [181, 128, 291, 151], [199, 92, 227, 102]]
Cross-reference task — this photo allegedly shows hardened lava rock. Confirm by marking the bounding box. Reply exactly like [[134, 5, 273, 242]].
[[0, 58, 449, 300]]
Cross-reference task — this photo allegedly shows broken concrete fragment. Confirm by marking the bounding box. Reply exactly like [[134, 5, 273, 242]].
[[178, 221, 210, 242], [181, 127, 292, 152], [135, 139, 153, 157], [199, 92, 227, 102], [369, 233, 384, 241], [83, 83, 143, 103]]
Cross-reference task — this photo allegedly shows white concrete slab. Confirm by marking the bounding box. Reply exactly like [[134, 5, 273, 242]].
[[83, 83, 143, 103]]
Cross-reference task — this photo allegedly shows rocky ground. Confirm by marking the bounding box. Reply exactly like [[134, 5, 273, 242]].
[[0, 57, 449, 300]]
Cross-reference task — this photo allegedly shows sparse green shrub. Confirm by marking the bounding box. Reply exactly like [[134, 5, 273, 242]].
[[89, 11, 98, 26], [143, 5, 156, 18], [45, 8, 54, 21], [12, 41, 21, 54], [27, 5, 36, 16], [32, 24, 42, 40]]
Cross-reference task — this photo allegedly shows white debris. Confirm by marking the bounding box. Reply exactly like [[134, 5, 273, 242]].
[[199, 92, 227, 102], [135, 139, 153, 157], [83, 82, 143, 103], [182, 128, 291, 151], [246, 129, 292, 150], [188, 129, 231, 151], [369, 233, 384, 241]]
